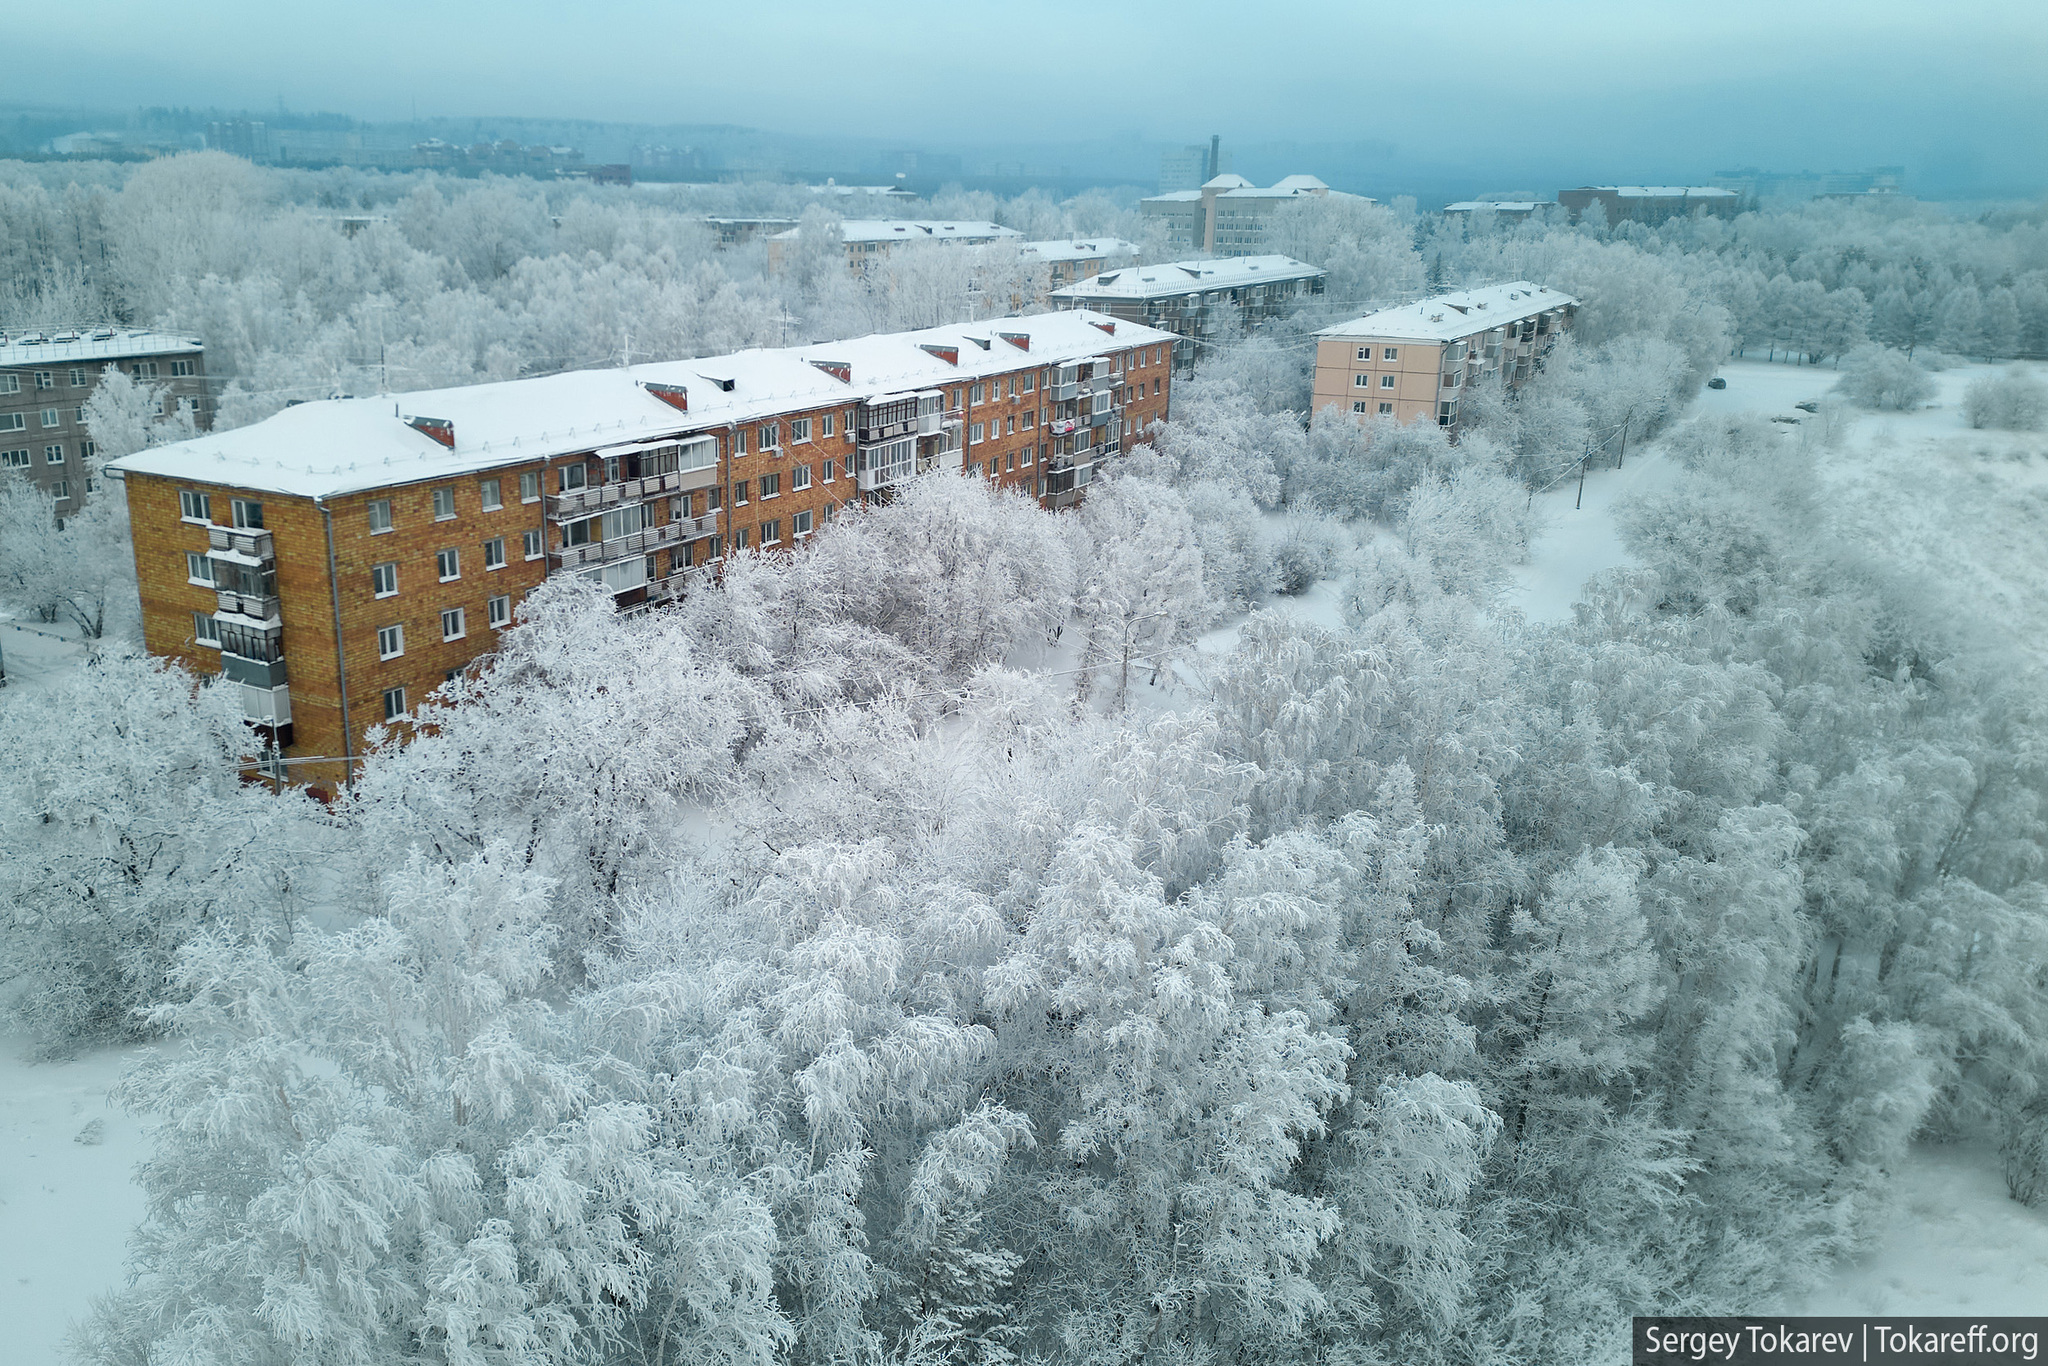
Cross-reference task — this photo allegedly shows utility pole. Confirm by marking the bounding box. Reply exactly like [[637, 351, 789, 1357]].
[[1576, 446, 1589, 510], [1616, 414, 1630, 469]]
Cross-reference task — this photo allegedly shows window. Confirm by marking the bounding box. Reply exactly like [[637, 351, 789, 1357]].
[[1022, 446, 1034, 467], [520, 470, 541, 502], [1153, 379, 1161, 395], [367, 498, 393, 533], [483, 536, 506, 570], [41, 408, 60, 428], [432, 486, 456, 519], [793, 509, 813, 536], [171, 359, 194, 378], [821, 412, 834, 438], [733, 527, 749, 550], [441, 606, 466, 641], [133, 362, 158, 379], [79, 440, 95, 462], [822, 458, 836, 483], [706, 484, 721, 511], [523, 529, 544, 560], [759, 472, 780, 499], [231, 498, 263, 530], [1021, 372, 1035, 392], [1353, 401, 1369, 414], [732, 429, 745, 457], [970, 422, 984, 445], [193, 611, 220, 647], [437, 548, 460, 581], [761, 518, 782, 546], [51, 479, 70, 501], [0, 414, 22, 432], [35, 372, 53, 390], [560, 463, 587, 492], [1006, 451, 1017, 472], [758, 421, 779, 450], [733, 479, 749, 505], [487, 594, 511, 629], [1022, 408, 1035, 428], [793, 463, 811, 491], [1381, 374, 1396, 389], [479, 478, 502, 510], [378, 624, 405, 659], [0, 375, 16, 394], [1379, 402, 1394, 415], [186, 551, 214, 585], [372, 561, 398, 597], [1384, 347, 1399, 361], [1, 449, 27, 469], [68, 368, 87, 387], [1355, 373, 1372, 388], [843, 408, 856, 438], [1356, 346, 1370, 361], [382, 686, 406, 721], [790, 417, 811, 444], [180, 489, 211, 522], [44, 444, 64, 464], [970, 383, 984, 404]]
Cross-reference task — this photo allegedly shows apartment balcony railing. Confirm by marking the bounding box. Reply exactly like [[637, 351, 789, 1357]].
[[1086, 408, 1113, 428], [645, 562, 716, 604], [1048, 417, 1080, 435], [857, 461, 916, 492], [1052, 380, 1080, 402], [549, 520, 690, 568], [671, 510, 721, 542], [206, 525, 274, 564], [1442, 373, 1462, 389], [215, 589, 281, 624], [546, 469, 704, 521], [220, 650, 288, 689]]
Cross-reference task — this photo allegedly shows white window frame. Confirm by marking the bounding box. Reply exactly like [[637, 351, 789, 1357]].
[[487, 594, 511, 629], [378, 624, 405, 660], [520, 470, 541, 503], [382, 686, 406, 721], [790, 417, 811, 444], [483, 536, 506, 570], [367, 499, 393, 534], [193, 611, 220, 647], [432, 486, 456, 520], [436, 548, 460, 581], [186, 552, 214, 586], [793, 509, 813, 536], [793, 463, 812, 491], [1384, 347, 1398, 361], [41, 408, 60, 428], [1381, 374, 1396, 389], [372, 561, 399, 597], [523, 529, 544, 561], [479, 478, 503, 511], [441, 606, 466, 642]]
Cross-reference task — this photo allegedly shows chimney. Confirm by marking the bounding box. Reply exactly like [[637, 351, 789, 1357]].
[[1207, 134, 1220, 180]]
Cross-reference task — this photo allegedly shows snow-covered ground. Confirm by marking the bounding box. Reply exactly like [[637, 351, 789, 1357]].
[[1784, 1145, 2048, 1315], [0, 1036, 150, 1362], [0, 618, 93, 694]]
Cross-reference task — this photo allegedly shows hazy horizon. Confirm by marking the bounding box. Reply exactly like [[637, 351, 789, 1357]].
[[10, 0, 2048, 197]]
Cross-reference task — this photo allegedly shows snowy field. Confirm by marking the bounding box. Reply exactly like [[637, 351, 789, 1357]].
[[5, 359, 2046, 1357]]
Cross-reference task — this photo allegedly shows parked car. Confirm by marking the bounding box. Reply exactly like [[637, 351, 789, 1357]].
[[1707, 376, 1727, 389]]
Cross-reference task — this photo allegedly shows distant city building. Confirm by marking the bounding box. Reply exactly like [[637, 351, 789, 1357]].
[[1311, 282, 1576, 431], [1, 328, 210, 513], [1442, 200, 1551, 221], [1159, 137, 1230, 193], [1710, 166, 1906, 202], [207, 119, 273, 163], [1049, 255, 1326, 370], [104, 311, 1177, 782], [410, 139, 583, 176], [808, 182, 922, 205], [768, 220, 1025, 274], [1141, 175, 1371, 256], [631, 144, 705, 177], [1555, 186, 1740, 225], [559, 164, 632, 186]]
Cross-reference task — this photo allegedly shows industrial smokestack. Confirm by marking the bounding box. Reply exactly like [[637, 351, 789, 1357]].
[[1208, 134, 1220, 180]]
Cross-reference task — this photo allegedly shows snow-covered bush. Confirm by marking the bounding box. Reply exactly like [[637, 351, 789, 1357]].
[[1270, 512, 1348, 594], [1962, 368, 2048, 430], [1832, 345, 1936, 410]]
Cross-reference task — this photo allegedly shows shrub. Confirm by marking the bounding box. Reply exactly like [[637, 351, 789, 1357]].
[[1962, 369, 2048, 431]]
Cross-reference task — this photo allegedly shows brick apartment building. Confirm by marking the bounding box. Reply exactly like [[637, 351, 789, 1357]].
[[1, 328, 209, 513], [1555, 186, 1740, 225], [1018, 238, 1141, 292], [767, 220, 1025, 275], [105, 310, 1176, 785], [1311, 282, 1576, 431], [1141, 174, 1372, 256], [1050, 256, 1326, 372]]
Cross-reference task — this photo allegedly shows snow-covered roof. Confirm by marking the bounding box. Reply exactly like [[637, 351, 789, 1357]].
[[1443, 200, 1547, 213], [1202, 173, 1254, 190], [808, 183, 919, 198], [1049, 256, 1325, 302], [1270, 174, 1328, 193], [1582, 186, 1739, 199], [771, 220, 1024, 245], [0, 328, 204, 367], [1316, 282, 1578, 343], [1143, 175, 1367, 207], [1018, 238, 1141, 264], [104, 310, 1177, 501]]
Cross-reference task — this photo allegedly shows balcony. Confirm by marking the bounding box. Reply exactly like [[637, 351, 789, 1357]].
[[1052, 380, 1080, 401], [549, 520, 690, 568], [220, 650, 288, 689], [206, 525, 274, 564], [547, 469, 699, 520], [645, 562, 716, 604], [857, 462, 915, 492], [1049, 417, 1079, 435], [671, 510, 721, 541], [1087, 408, 1112, 428], [216, 588, 281, 624]]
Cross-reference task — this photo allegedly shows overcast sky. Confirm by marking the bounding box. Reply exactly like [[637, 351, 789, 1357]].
[[14, 0, 2048, 194]]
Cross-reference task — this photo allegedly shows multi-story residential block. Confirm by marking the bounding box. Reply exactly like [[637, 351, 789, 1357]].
[[767, 220, 1025, 274], [104, 310, 1176, 786], [703, 216, 801, 248], [1141, 174, 1371, 256], [1049, 256, 1326, 371], [1441, 200, 1551, 221], [1310, 282, 1577, 431], [1, 328, 209, 513], [1018, 238, 1141, 292], [1555, 186, 1740, 225]]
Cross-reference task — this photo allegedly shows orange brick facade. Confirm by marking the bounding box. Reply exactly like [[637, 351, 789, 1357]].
[[116, 315, 1176, 787]]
